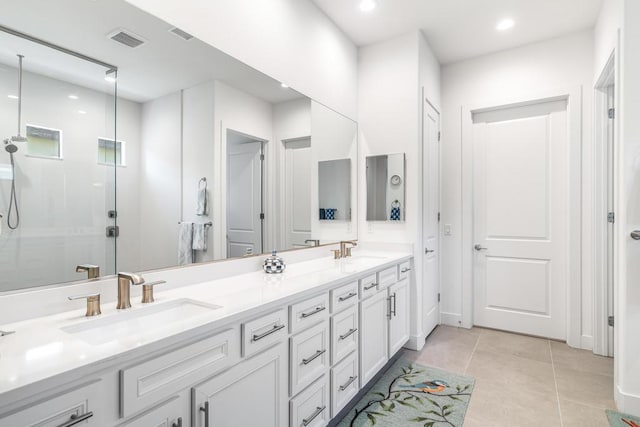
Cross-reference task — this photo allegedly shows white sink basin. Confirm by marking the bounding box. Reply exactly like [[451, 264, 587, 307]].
[[61, 298, 222, 346]]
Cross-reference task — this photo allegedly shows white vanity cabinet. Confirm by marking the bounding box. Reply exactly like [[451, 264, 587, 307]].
[[0, 381, 102, 427], [1, 255, 414, 427], [192, 343, 288, 427], [388, 279, 410, 356], [359, 290, 389, 386]]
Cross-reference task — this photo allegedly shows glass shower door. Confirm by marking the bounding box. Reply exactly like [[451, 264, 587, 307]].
[[0, 30, 117, 291]]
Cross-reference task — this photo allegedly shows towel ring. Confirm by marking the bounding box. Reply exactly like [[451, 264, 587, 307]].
[[199, 177, 207, 190], [391, 200, 401, 209]]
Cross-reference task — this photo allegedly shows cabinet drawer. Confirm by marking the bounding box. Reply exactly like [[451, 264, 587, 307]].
[[243, 308, 288, 357], [331, 305, 358, 365], [289, 293, 329, 334], [377, 266, 397, 289], [290, 376, 330, 427], [398, 261, 412, 281], [118, 395, 185, 427], [359, 274, 378, 299], [121, 328, 239, 418], [0, 381, 101, 427], [290, 321, 330, 396], [331, 352, 359, 417], [330, 281, 358, 313]]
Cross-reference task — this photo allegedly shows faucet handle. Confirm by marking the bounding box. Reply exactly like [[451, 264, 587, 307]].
[[140, 280, 166, 304], [331, 249, 341, 260], [68, 292, 101, 317], [76, 264, 100, 280]]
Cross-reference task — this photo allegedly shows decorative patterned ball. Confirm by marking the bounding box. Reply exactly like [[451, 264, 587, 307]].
[[264, 251, 286, 274]]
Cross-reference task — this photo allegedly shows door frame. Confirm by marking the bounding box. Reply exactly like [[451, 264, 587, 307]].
[[593, 50, 619, 357], [461, 86, 583, 347]]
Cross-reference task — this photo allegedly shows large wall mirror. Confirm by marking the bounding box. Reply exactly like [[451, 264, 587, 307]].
[[366, 153, 406, 222], [0, 0, 358, 293]]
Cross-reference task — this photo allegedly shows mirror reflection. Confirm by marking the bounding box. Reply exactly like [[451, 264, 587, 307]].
[[319, 159, 351, 221], [366, 153, 406, 222], [0, 0, 357, 293]]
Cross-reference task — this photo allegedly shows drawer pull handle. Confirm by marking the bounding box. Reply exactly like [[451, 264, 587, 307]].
[[301, 306, 326, 318], [302, 406, 326, 426], [57, 412, 93, 427], [302, 349, 326, 365], [339, 328, 358, 340], [401, 267, 411, 273], [172, 417, 183, 427], [364, 283, 378, 291], [200, 402, 210, 427], [339, 375, 358, 391], [252, 323, 285, 342], [338, 292, 357, 302]]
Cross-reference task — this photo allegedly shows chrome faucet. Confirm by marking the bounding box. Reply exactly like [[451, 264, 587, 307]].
[[117, 272, 145, 309], [339, 240, 357, 258], [76, 264, 100, 280]]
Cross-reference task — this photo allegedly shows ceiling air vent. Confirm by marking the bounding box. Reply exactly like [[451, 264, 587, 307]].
[[107, 28, 146, 48], [169, 27, 194, 41]]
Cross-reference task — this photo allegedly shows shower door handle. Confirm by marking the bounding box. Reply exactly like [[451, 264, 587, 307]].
[[474, 244, 488, 251]]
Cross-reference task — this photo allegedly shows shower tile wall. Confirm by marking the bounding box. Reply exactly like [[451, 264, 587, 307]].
[[0, 67, 142, 291]]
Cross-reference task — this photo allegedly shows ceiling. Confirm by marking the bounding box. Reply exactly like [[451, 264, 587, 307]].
[[0, 0, 304, 104], [312, 0, 604, 64]]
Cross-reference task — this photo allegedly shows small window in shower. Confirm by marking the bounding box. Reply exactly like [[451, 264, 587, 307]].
[[25, 125, 62, 159], [97, 138, 125, 166]]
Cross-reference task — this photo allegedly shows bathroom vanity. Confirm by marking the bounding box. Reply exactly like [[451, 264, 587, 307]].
[[0, 249, 413, 426]]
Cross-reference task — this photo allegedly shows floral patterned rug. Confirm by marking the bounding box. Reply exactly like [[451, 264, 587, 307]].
[[336, 359, 475, 427], [607, 409, 640, 427]]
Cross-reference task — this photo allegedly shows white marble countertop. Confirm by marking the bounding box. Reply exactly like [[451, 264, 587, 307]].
[[0, 249, 411, 404]]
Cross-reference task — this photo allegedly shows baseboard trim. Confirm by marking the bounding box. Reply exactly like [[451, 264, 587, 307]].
[[616, 385, 640, 416], [580, 334, 593, 351], [440, 312, 462, 327], [405, 334, 426, 351]]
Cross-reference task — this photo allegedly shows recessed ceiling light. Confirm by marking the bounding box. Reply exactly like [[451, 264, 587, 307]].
[[68, 94, 79, 100], [496, 19, 515, 31], [280, 83, 289, 89], [360, 0, 377, 12], [78, 110, 87, 115], [7, 95, 19, 99]]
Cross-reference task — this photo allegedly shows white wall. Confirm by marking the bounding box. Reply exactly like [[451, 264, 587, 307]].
[[124, 0, 358, 120], [0, 68, 141, 290], [357, 30, 441, 349], [310, 101, 358, 243], [440, 31, 595, 344], [138, 91, 181, 271], [213, 81, 273, 259], [616, 0, 640, 415], [594, 0, 622, 79]]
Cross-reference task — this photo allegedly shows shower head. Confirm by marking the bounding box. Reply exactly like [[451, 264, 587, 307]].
[[5, 143, 18, 154]]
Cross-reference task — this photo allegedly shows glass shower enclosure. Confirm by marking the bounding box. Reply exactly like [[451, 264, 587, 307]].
[[0, 26, 118, 291]]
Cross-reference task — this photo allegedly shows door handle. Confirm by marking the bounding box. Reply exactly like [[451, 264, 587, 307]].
[[474, 244, 488, 251], [631, 231, 640, 240], [425, 248, 435, 254], [200, 402, 210, 427]]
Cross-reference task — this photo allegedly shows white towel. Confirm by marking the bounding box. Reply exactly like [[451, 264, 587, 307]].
[[178, 222, 194, 265], [197, 178, 208, 216], [192, 223, 207, 251]]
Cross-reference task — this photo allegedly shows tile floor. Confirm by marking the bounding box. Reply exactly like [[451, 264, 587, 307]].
[[405, 326, 615, 426]]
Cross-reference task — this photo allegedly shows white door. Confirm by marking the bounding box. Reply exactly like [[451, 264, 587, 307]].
[[423, 100, 440, 336], [388, 279, 410, 356], [472, 99, 569, 340], [359, 290, 388, 387], [284, 138, 312, 248], [192, 343, 288, 427], [227, 139, 263, 258]]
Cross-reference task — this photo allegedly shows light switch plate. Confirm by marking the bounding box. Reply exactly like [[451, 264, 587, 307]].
[[444, 224, 452, 236]]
